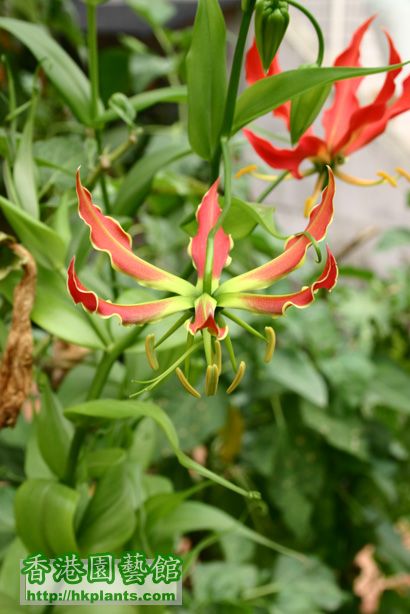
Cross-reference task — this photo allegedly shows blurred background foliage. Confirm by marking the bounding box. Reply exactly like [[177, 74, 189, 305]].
[[0, 0, 409, 612]]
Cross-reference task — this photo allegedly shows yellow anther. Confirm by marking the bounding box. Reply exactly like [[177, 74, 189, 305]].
[[205, 364, 219, 396], [252, 172, 280, 181], [145, 334, 159, 370], [213, 339, 222, 374], [304, 195, 316, 217], [304, 172, 325, 217], [396, 167, 410, 182], [264, 327, 276, 363], [226, 361, 246, 394], [235, 164, 257, 179], [377, 171, 398, 187], [176, 368, 201, 398], [334, 169, 383, 187]]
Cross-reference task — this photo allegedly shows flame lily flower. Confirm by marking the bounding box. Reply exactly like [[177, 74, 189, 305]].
[[67, 169, 338, 396], [243, 17, 410, 214]]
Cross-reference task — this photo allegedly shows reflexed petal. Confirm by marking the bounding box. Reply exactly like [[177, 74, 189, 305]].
[[337, 31, 405, 155], [76, 170, 195, 295], [188, 293, 227, 339], [243, 129, 326, 178], [67, 258, 192, 325], [344, 76, 410, 154], [218, 246, 338, 315], [245, 39, 290, 126], [322, 16, 375, 149], [217, 170, 335, 294], [188, 180, 232, 283]]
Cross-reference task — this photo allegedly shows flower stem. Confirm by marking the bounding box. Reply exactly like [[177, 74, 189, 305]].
[[221, 0, 256, 137], [287, 0, 325, 66], [256, 170, 290, 203], [86, 2, 100, 121], [87, 325, 147, 401], [211, 0, 256, 181], [63, 426, 87, 487], [203, 138, 232, 294]]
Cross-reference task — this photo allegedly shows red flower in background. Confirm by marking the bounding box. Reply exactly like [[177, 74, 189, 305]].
[[243, 17, 410, 213]]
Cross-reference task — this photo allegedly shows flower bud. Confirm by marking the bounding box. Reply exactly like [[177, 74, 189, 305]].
[[255, 0, 289, 72]]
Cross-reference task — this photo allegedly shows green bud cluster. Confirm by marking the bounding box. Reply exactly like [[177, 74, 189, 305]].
[[255, 0, 290, 72]]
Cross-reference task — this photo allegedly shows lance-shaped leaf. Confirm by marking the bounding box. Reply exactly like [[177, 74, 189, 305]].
[[188, 293, 227, 339], [68, 259, 192, 325], [217, 170, 335, 295], [233, 61, 408, 134], [218, 247, 338, 315], [76, 171, 194, 295], [186, 0, 227, 160], [0, 18, 95, 125], [188, 180, 232, 284]]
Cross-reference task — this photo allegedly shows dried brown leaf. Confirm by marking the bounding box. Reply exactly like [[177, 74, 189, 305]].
[[0, 239, 36, 428], [354, 544, 410, 613]]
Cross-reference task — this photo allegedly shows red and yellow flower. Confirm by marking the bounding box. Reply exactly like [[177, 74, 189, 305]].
[[243, 17, 410, 214], [68, 169, 338, 396]]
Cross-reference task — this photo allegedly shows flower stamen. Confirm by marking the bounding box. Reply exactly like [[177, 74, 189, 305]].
[[376, 171, 398, 187], [264, 326, 276, 363], [145, 334, 159, 370], [227, 361, 246, 394], [176, 367, 201, 398], [205, 364, 219, 396], [396, 167, 410, 181], [304, 172, 325, 217], [213, 339, 222, 374]]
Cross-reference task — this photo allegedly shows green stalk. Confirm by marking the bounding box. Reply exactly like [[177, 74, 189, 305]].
[[63, 325, 147, 485], [211, 0, 256, 181], [63, 427, 88, 487], [256, 170, 290, 203], [287, 0, 325, 66], [86, 2, 100, 121], [87, 325, 147, 401], [203, 139, 232, 294]]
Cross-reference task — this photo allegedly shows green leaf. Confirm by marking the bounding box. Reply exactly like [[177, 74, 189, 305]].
[[146, 500, 300, 558], [0, 266, 107, 349], [233, 63, 408, 133], [108, 92, 136, 127], [265, 348, 328, 407], [13, 99, 38, 218], [377, 227, 410, 250], [301, 402, 368, 459], [224, 197, 278, 239], [186, 0, 227, 160], [366, 359, 410, 414], [78, 462, 136, 553], [182, 196, 278, 240], [290, 82, 331, 144], [84, 448, 127, 479], [98, 86, 187, 124], [128, 417, 158, 470], [0, 539, 28, 605], [0, 196, 67, 269], [36, 376, 73, 479], [0, 18, 95, 125], [192, 561, 258, 603], [15, 480, 79, 555], [115, 143, 191, 214], [124, 0, 175, 27], [273, 555, 346, 613], [64, 399, 258, 499]]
